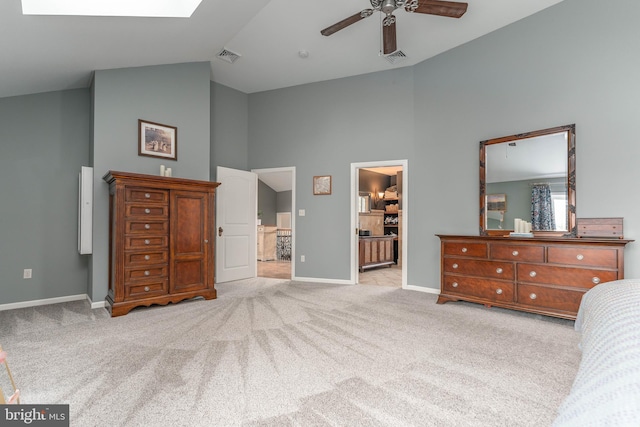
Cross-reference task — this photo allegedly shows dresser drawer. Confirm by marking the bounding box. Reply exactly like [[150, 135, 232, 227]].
[[444, 276, 514, 302], [443, 242, 487, 258], [125, 279, 168, 300], [444, 258, 514, 280], [125, 187, 168, 203], [126, 204, 169, 218], [125, 250, 168, 266], [125, 235, 168, 250], [490, 244, 544, 263], [125, 265, 168, 281], [125, 220, 169, 235], [517, 264, 617, 289], [517, 284, 584, 313], [547, 246, 617, 268]]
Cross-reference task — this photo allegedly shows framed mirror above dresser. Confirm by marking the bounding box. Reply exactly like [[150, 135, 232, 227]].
[[479, 124, 576, 237], [435, 124, 633, 320]]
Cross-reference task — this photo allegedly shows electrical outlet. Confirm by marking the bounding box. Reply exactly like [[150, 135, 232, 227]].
[[300, 255, 305, 262], [23, 269, 32, 279]]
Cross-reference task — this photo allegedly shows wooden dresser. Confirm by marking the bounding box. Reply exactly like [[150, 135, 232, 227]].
[[436, 235, 632, 319], [104, 171, 220, 317]]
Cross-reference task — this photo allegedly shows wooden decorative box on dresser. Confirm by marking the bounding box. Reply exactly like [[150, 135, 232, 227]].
[[436, 235, 633, 320], [104, 171, 220, 317]]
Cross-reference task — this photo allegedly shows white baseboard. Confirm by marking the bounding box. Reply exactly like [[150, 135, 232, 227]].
[[293, 276, 354, 285], [0, 294, 88, 312], [87, 297, 106, 309], [404, 284, 440, 294]]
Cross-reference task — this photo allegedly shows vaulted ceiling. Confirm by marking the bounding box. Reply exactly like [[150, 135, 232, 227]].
[[0, 0, 564, 99]]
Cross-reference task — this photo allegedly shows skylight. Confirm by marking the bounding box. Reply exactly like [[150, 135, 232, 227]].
[[21, 0, 203, 18]]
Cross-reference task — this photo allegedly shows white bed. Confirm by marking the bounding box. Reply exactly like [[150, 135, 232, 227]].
[[553, 279, 640, 426]]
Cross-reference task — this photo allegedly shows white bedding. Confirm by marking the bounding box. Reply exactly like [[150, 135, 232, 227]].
[[553, 279, 640, 426]]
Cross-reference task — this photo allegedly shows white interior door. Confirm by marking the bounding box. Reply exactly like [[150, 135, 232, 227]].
[[216, 166, 257, 283]]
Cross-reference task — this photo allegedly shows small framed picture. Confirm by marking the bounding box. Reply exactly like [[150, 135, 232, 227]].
[[313, 175, 332, 195], [486, 193, 507, 211], [138, 119, 177, 160]]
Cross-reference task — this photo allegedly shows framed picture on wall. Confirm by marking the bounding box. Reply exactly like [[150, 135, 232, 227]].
[[138, 119, 177, 160], [313, 175, 332, 195], [486, 193, 507, 211]]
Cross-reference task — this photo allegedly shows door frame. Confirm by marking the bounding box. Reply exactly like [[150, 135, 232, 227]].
[[350, 160, 408, 288], [252, 166, 296, 279]]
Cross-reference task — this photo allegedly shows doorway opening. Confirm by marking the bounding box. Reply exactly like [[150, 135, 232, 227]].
[[253, 167, 296, 280], [351, 160, 408, 288]]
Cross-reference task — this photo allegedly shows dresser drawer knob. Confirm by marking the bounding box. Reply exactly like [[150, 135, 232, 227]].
[[145, 224, 151, 229], [529, 293, 537, 300], [529, 271, 537, 278], [452, 282, 459, 288], [592, 277, 601, 284], [512, 250, 519, 256], [145, 193, 151, 198], [145, 208, 151, 214], [496, 268, 503, 274], [144, 270, 150, 276], [144, 255, 150, 260], [496, 288, 503, 295], [452, 263, 459, 269], [144, 286, 150, 292], [576, 254, 584, 261], [144, 239, 150, 245], [461, 247, 468, 253]]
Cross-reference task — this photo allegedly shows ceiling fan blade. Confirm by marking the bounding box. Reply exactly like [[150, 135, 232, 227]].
[[383, 18, 397, 55], [407, 0, 468, 18], [321, 9, 374, 36]]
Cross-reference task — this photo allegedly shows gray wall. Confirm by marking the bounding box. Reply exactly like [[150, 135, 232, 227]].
[[258, 180, 277, 225], [0, 89, 91, 304], [248, 0, 640, 287], [210, 81, 249, 180], [248, 68, 415, 280], [91, 62, 211, 301], [277, 191, 292, 214]]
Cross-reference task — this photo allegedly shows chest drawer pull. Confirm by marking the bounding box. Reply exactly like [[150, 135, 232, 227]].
[[144, 239, 150, 245], [145, 208, 151, 214], [576, 254, 584, 260], [461, 247, 468, 253], [145, 224, 151, 229], [452, 263, 459, 269], [496, 288, 503, 295], [145, 193, 151, 198], [144, 255, 150, 260], [496, 267, 503, 274], [592, 277, 601, 284], [529, 293, 537, 300], [144, 270, 150, 276], [529, 271, 537, 278], [512, 250, 519, 256], [452, 282, 459, 288], [144, 286, 150, 292]]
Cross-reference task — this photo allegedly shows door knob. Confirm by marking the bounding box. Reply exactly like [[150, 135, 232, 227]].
[[218, 227, 223, 237]]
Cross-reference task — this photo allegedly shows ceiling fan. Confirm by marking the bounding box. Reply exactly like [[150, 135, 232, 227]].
[[321, 0, 468, 55]]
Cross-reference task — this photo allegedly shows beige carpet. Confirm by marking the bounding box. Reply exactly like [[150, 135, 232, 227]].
[[0, 278, 580, 426]]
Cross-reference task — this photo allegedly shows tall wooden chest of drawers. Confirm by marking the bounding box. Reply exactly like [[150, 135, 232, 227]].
[[436, 235, 632, 319], [104, 171, 220, 316]]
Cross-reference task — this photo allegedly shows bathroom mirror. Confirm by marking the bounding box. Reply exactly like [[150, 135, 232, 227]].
[[479, 124, 576, 236]]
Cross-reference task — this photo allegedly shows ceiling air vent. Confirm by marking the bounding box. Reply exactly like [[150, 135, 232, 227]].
[[216, 48, 241, 64], [384, 50, 407, 65]]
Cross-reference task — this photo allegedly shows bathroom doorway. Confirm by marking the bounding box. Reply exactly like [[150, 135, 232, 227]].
[[351, 160, 408, 288]]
